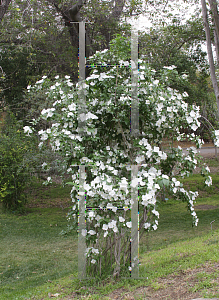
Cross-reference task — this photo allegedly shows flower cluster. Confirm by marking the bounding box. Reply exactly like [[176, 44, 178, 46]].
[[214, 130, 219, 147]]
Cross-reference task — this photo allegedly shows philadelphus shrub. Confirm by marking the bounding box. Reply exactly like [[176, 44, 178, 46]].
[[25, 36, 212, 278]]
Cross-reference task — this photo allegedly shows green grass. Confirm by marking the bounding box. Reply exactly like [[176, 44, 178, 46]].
[[0, 206, 78, 299], [0, 170, 219, 299]]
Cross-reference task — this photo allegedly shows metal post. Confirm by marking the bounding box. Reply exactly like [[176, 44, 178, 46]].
[[131, 165, 139, 278], [78, 165, 86, 279], [78, 21, 86, 136]]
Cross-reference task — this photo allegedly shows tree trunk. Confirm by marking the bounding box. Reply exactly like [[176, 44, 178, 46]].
[[201, 0, 219, 115], [209, 0, 219, 40], [0, 0, 11, 22], [214, 29, 219, 66]]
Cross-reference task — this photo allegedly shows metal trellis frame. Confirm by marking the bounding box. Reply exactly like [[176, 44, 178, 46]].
[[71, 21, 146, 279]]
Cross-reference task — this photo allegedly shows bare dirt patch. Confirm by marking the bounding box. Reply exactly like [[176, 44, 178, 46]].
[[100, 262, 219, 300], [194, 205, 218, 210], [26, 197, 71, 209]]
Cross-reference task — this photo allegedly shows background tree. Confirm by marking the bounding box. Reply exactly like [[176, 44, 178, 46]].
[[0, 0, 143, 118], [0, 0, 11, 22], [138, 16, 219, 139], [201, 0, 219, 115]]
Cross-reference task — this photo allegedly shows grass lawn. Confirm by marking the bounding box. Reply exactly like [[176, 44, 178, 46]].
[[0, 158, 219, 299]]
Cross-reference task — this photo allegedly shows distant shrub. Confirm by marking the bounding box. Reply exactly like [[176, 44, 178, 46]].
[[0, 113, 35, 212]]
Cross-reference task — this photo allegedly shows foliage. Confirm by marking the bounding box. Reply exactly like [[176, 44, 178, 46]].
[[0, 45, 44, 118], [0, 0, 76, 117], [0, 0, 134, 125], [138, 18, 219, 140], [24, 34, 214, 278], [138, 18, 219, 136], [0, 113, 35, 212]]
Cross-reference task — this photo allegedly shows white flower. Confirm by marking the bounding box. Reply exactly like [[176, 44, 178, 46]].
[[163, 65, 176, 70], [103, 224, 108, 230], [191, 124, 198, 131], [23, 126, 33, 135], [215, 130, 219, 136], [186, 116, 193, 124], [135, 155, 145, 164], [205, 166, 210, 172], [113, 226, 118, 233], [153, 147, 160, 153], [92, 248, 99, 254], [119, 216, 125, 222], [55, 140, 60, 147], [86, 112, 98, 120], [182, 74, 188, 79], [40, 132, 48, 141], [173, 187, 177, 193], [152, 224, 158, 230], [88, 230, 96, 235], [175, 180, 180, 187], [152, 209, 159, 218], [36, 79, 44, 84], [120, 178, 128, 193], [55, 75, 59, 79], [65, 75, 70, 79], [68, 103, 76, 111], [42, 162, 47, 169], [88, 211, 95, 218], [108, 220, 117, 228], [159, 152, 167, 160], [96, 215, 102, 222], [205, 176, 212, 186], [190, 110, 196, 118], [41, 108, 55, 118], [144, 222, 150, 229], [126, 221, 132, 228], [214, 139, 219, 147], [47, 177, 52, 182], [91, 259, 96, 264]]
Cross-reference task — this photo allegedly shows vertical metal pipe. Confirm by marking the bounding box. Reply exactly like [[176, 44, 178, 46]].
[[78, 165, 86, 279], [78, 22, 86, 136], [131, 165, 139, 278], [131, 27, 139, 137], [78, 22, 86, 279]]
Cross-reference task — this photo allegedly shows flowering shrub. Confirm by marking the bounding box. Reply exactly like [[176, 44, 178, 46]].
[[25, 35, 212, 278]]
